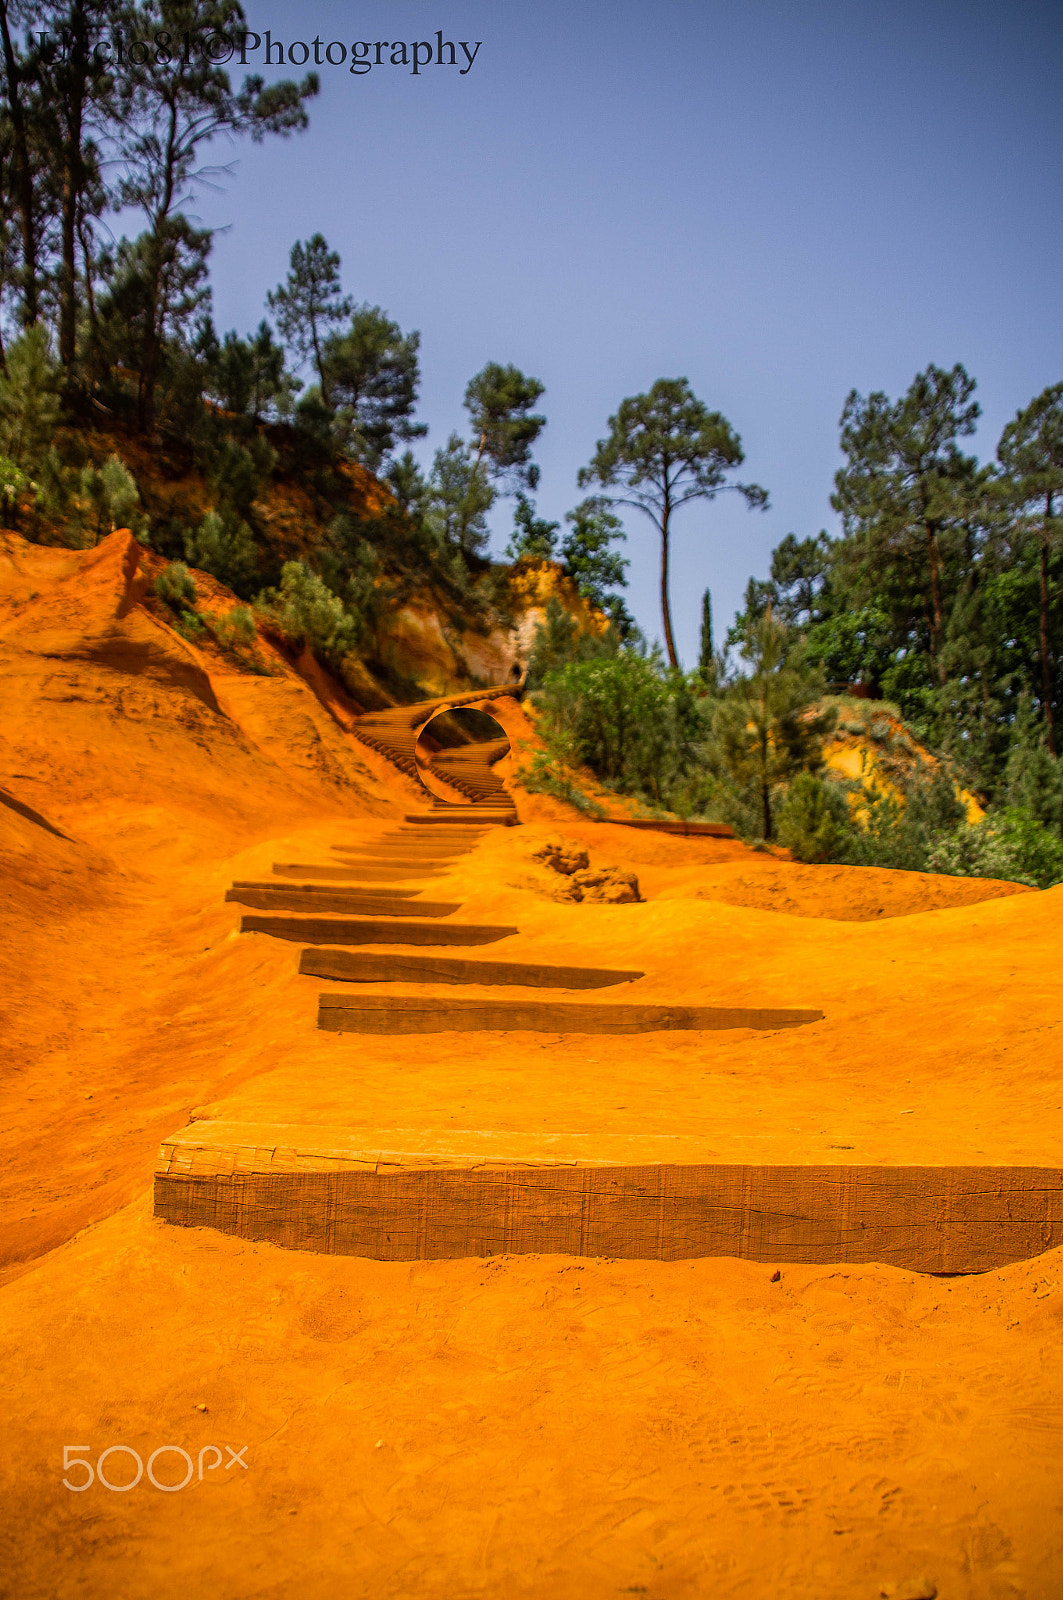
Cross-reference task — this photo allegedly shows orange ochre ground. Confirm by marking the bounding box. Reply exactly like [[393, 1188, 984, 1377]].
[[1, 531, 1061, 1599]]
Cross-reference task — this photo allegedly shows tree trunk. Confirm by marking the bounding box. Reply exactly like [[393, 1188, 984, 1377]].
[[0, 1, 38, 324], [78, 213, 97, 336], [59, 68, 85, 373], [926, 525, 946, 686], [1042, 494, 1056, 757], [762, 777, 772, 841], [659, 504, 678, 669]]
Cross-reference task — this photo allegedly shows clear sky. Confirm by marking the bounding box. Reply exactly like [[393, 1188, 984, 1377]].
[[189, 0, 1063, 664]]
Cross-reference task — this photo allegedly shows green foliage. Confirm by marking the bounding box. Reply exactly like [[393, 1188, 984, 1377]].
[[152, 560, 203, 638], [530, 646, 719, 815], [256, 560, 362, 666], [839, 768, 965, 873], [1004, 700, 1063, 828], [506, 493, 560, 561], [831, 363, 984, 688], [426, 432, 493, 557], [524, 596, 619, 689], [0, 456, 38, 523], [183, 510, 259, 599], [323, 304, 427, 467], [153, 560, 197, 608], [464, 363, 546, 492], [206, 320, 298, 422], [74, 454, 148, 544], [267, 234, 351, 405], [579, 377, 767, 667], [712, 612, 835, 840], [776, 772, 851, 863], [0, 327, 60, 477], [560, 497, 628, 611], [698, 589, 714, 680], [996, 382, 1063, 753], [926, 808, 1063, 889]]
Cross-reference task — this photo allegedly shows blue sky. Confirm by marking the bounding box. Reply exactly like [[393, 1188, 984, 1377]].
[[188, 0, 1063, 664]]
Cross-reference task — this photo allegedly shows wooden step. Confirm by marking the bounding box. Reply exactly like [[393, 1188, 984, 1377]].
[[240, 915, 519, 946], [403, 812, 517, 826], [272, 864, 440, 882], [317, 994, 824, 1034], [613, 819, 736, 838], [227, 887, 461, 917], [332, 847, 471, 858], [154, 1122, 1063, 1275], [298, 950, 645, 989]]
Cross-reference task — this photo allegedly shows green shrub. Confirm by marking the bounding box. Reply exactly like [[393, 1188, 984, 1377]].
[[532, 650, 713, 811], [776, 773, 852, 863], [211, 605, 257, 652], [183, 509, 259, 598], [839, 769, 964, 873], [153, 561, 197, 608], [76, 453, 148, 543], [926, 807, 1063, 889], [255, 560, 362, 666]]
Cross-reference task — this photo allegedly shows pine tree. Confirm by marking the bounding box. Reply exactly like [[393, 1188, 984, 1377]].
[[713, 611, 834, 840], [831, 364, 984, 689], [322, 304, 427, 466], [579, 377, 767, 669], [698, 588, 713, 678], [997, 383, 1063, 754], [267, 234, 351, 409]]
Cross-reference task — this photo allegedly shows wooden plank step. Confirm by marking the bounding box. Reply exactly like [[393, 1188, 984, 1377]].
[[612, 819, 736, 838], [153, 1126, 1063, 1274], [403, 812, 517, 826], [331, 845, 477, 859], [227, 887, 461, 917], [240, 915, 518, 946], [317, 994, 824, 1034], [272, 864, 440, 882], [299, 949, 645, 989]]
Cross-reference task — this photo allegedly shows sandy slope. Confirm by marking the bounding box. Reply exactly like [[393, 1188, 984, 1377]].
[[1, 532, 1060, 1598]]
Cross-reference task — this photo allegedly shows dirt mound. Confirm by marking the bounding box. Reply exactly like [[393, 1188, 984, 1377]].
[[651, 858, 1032, 921]]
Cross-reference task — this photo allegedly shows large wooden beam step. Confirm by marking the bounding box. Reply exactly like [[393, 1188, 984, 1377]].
[[331, 844, 478, 859], [403, 812, 517, 826], [340, 835, 488, 849], [227, 887, 461, 916], [317, 994, 824, 1034], [240, 915, 518, 946], [299, 949, 645, 988], [272, 864, 442, 881], [153, 1131, 1063, 1274]]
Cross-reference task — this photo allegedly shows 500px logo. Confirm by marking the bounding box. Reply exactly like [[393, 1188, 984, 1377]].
[[62, 1443, 248, 1492]]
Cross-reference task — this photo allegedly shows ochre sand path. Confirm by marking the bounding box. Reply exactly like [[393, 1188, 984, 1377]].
[[3, 532, 1062, 1597], [4, 1196, 1062, 1600]]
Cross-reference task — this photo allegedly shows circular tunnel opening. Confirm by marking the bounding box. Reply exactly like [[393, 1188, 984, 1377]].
[[414, 706, 512, 807]]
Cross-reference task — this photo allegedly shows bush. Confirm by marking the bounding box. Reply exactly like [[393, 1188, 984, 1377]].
[[926, 807, 1063, 889], [211, 605, 257, 652], [153, 561, 197, 608], [184, 509, 259, 598], [76, 453, 148, 544], [152, 561, 205, 641], [255, 560, 362, 666], [776, 773, 852, 863], [838, 768, 964, 873], [532, 651, 714, 811]]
